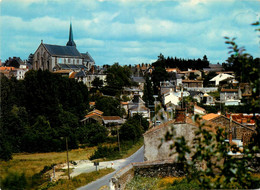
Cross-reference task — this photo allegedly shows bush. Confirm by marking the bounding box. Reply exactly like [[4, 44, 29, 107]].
[[89, 145, 119, 160], [78, 123, 108, 146], [1, 172, 27, 190]]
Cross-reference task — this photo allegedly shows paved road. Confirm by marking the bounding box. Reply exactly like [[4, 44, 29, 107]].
[[77, 146, 144, 190]]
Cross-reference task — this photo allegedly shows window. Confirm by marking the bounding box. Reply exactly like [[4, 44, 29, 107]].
[[77, 59, 79, 64], [58, 58, 62, 64], [68, 58, 71, 63]]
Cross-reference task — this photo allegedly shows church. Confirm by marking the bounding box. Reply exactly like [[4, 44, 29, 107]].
[[33, 23, 95, 72]]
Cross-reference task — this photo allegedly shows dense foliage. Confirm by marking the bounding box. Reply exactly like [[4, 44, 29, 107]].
[[103, 63, 132, 96], [77, 123, 108, 146], [152, 53, 210, 70], [95, 96, 124, 117], [0, 70, 89, 159], [120, 114, 149, 142]]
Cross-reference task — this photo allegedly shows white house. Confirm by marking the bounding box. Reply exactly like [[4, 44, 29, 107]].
[[210, 73, 234, 86]]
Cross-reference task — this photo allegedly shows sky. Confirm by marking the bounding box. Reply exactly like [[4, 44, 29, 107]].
[[0, 0, 259, 66]]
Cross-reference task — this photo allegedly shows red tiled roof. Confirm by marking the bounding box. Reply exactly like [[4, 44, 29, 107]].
[[102, 116, 122, 121], [221, 89, 238, 92], [84, 112, 102, 119], [89, 109, 103, 115], [202, 113, 220, 121], [0, 67, 15, 71], [89, 102, 95, 106]]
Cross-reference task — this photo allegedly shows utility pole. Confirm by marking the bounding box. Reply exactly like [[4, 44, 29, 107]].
[[66, 137, 70, 180], [117, 126, 120, 152]]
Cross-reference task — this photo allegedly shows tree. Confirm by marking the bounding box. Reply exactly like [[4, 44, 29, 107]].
[[151, 66, 169, 94], [119, 114, 148, 142], [78, 123, 108, 146], [92, 77, 103, 89], [142, 75, 154, 107], [105, 63, 132, 95], [95, 96, 123, 116]]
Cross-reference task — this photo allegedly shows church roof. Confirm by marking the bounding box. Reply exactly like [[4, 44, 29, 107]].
[[43, 44, 81, 57], [81, 52, 95, 62]]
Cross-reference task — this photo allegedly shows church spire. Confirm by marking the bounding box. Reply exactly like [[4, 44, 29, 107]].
[[66, 22, 76, 47]]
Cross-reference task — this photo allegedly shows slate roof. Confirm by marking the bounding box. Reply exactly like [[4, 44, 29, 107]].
[[131, 77, 145, 83], [75, 70, 86, 77], [81, 52, 95, 62], [43, 44, 81, 57], [57, 64, 87, 70]]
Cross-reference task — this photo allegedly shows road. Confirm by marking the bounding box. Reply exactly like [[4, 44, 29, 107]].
[[77, 146, 144, 190]]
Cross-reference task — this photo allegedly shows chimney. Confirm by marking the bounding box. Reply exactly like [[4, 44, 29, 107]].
[[175, 108, 186, 123]]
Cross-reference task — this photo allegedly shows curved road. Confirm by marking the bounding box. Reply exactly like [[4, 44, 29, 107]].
[[77, 146, 144, 190]]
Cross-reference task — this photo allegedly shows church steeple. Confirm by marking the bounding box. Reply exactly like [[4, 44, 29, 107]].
[[66, 22, 76, 47]]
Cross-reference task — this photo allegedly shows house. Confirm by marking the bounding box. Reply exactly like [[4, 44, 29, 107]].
[[0, 66, 28, 80], [210, 73, 234, 86], [33, 23, 94, 72], [225, 113, 259, 128], [131, 76, 145, 91], [4, 57, 28, 69], [85, 66, 107, 89], [182, 80, 203, 88], [188, 91, 204, 103], [202, 113, 255, 147], [220, 88, 241, 105], [162, 88, 180, 106], [128, 94, 150, 119], [80, 109, 124, 131], [202, 93, 215, 105], [143, 114, 197, 162], [203, 63, 223, 73], [194, 105, 206, 115], [179, 69, 202, 80]]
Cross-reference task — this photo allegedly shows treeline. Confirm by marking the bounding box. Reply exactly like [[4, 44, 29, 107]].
[[152, 53, 210, 70], [0, 70, 89, 160]]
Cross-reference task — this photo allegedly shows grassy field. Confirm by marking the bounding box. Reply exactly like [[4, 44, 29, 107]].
[[0, 139, 144, 189], [0, 147, 96, 189]]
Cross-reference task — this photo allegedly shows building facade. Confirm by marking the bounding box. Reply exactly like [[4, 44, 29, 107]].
[[33, 23, 94, 72]]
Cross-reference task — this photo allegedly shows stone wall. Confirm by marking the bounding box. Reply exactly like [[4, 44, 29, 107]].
[[134, 160, 185, 178], [143, 121, 197, 162], [110, 160, 184, 190], [110, 163, 134, 190], [211, 116, 255, 141]]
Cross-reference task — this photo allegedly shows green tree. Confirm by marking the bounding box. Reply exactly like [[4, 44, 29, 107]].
[[78, 123, 108, 146], [151, 66, 169, 94], [104, 63, 132, 95], [92, 77, 103, 89], [143, 75, 154, 107], [95, 96, 123, 116]]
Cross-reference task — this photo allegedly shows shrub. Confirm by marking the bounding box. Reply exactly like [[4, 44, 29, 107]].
[[89, 145, 119, 160], [1, 172, 27, 190]]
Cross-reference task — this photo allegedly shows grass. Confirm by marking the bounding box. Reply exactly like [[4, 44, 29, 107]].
[[0, 138, 144, 189], [41, 168, 115, 190], [91, 137, 144, 161], [126, 174, 260, 190], [125, 176, 186, 190], [0, 147, 96, 189]]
